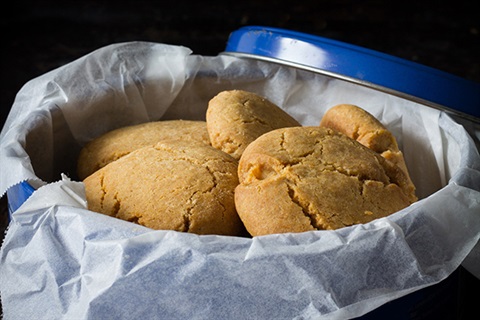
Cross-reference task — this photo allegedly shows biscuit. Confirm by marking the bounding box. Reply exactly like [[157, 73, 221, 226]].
[[77, 120, 210, 180], [206, 90, 300, 160], [235, 126, 415, 236], [319, 104, 416, 202], [83, 139, 244, 236]]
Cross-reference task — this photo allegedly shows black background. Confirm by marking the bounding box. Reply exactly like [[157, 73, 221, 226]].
[[1, 0, 479, 126], [1, 0, 479, 318]]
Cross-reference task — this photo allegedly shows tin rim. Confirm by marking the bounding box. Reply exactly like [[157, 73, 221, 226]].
[[223, 26, 480, 120], [220, 51, 479, 123]]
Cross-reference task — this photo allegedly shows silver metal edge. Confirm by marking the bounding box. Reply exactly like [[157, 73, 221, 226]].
[[220, 51, 479, 124]]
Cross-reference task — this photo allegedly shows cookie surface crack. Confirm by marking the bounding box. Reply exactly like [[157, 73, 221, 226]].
[[183, 193, 195, 232], [99, 173, 106, 211], [279, 132, 287, 152], [112, 192, 121, 217], [286, 182, 319, 230]]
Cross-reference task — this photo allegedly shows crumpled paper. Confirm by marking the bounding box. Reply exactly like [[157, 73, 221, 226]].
[[1, 42, 479, 319]]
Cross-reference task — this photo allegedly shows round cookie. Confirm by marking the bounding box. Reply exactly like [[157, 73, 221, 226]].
[[77, 120, 210, 180], [83, 139, 244, 236], [235, 126, 415, 236], [320, 104, 416, 202], [206, 90, 300, 160]]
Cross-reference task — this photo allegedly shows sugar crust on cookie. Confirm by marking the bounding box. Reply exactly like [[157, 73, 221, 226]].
[[78, 120, 210, 180], [235, 126, 415, 236], [206, 90, 300, 160], [320, 104, 416, 202], [83, 139, 244, 236]]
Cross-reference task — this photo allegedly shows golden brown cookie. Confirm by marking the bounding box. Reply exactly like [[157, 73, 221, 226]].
[[77, 120, 211, 180], [83, 139, 244, 236], [206, 90, 300, 160], [319, 104, 416, 202], [235, 126, 415, 236]]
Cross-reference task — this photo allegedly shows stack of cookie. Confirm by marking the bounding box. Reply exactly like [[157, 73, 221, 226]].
[[78, 90, 417, 237]]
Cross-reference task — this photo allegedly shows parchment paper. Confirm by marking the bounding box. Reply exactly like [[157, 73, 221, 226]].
[[1, 42, 479, 319]]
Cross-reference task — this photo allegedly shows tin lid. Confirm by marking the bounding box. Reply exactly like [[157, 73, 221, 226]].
[[224, 26, 480, 118]]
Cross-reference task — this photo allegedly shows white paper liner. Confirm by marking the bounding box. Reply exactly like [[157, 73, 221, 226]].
[[1, 42, 479, 319]]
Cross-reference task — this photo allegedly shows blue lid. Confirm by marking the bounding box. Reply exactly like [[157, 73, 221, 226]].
[[224, 26, 480, 118]]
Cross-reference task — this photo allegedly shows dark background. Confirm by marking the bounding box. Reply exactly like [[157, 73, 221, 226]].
[[1, 0, 479, 318], [1, 0, 479, 127]]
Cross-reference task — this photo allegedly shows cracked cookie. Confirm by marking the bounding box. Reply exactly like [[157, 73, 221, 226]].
[[206, 90, 300, 160], [235, 126, 416, 236], [83, 139, 244, 236], [319, 104, 416, 202], [77, 120, 211, 180]]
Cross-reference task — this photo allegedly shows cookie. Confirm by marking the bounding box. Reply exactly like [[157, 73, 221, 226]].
[[77, 120, 210, 180], [83, 139, 244, 236], [319, 104, 416, 202], [206, 90, 300, 160], [235, 126, 415, 236]]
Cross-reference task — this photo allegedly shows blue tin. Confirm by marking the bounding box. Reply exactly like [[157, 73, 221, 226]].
[[7, 26, 479, 215], [6, 181, 35, 214], [3, 27, 479, 318], [222, 25, 479, 319], [223, 26, 480, 119]]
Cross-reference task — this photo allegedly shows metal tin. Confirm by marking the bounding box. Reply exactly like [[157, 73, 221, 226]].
[[222, 25, 480, 120], [7, 26, 480, 214], [221, 25, 480, 318], [3, 30, 479, 319], [6, 181, 35, 214]]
